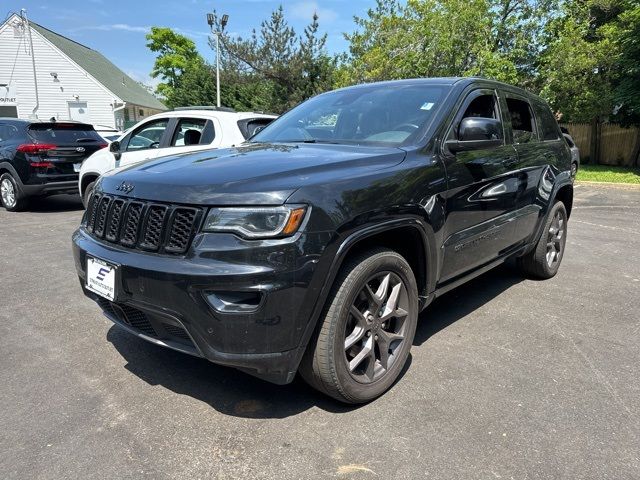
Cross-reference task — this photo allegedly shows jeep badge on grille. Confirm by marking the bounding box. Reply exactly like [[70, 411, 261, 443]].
[[115, 181, 134, 194]]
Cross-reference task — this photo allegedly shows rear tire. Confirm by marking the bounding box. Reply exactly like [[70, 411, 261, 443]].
[[82, 181, 95, 208], [300, 248, 418, 404], [518, 201, 568, 279], [0, 173, 28, 212]]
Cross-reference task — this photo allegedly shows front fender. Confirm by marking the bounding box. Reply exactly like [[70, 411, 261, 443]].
[[288, 215, 438, 376]]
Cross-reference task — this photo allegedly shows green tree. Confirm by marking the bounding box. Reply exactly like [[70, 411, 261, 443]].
[[164, 61, 216, 109], [211, 6, 335, 112], [146, 27, 201, 98], [606, 2, 640, 127], [536, 0, 621, 123], [339, 0, 554, 87]]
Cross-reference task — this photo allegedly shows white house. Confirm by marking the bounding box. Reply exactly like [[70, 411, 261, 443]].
[[0, 13, 166, 129]]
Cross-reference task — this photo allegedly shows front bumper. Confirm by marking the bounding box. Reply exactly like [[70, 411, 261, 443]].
[[72, 227, 331, 384]]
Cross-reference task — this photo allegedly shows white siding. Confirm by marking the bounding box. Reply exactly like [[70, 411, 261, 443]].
[[0, 15, 122, 127]]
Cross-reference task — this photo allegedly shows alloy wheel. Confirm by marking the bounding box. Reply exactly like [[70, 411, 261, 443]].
[[344, 272, 409, 383], [546, 209, 566, 267], [1, 178, 16, 208]]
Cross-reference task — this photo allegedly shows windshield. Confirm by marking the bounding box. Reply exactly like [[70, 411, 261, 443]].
[[251, 84, 446, 147]]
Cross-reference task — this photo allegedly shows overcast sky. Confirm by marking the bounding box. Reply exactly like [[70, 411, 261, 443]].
[[4, 0, 375, 89]]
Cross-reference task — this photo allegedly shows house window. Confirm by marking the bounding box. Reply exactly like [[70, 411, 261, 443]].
[[139, 109, 144, 117]]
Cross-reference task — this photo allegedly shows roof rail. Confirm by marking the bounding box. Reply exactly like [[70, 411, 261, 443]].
[[173, 106, 236, 113]]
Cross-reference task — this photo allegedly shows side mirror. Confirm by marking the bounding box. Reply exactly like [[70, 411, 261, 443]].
[[445, 117, 503, 153], [109, 140, 121, 161]]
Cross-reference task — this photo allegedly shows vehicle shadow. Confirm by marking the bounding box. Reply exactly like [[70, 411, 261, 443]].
[[26, 194, 84, 212], [414, 263, 523, 346], [106, 326, 363, 418], [106, 263, 522, 419]]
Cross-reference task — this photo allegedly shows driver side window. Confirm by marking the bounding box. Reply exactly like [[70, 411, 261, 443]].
[[462, 94, 498, 122], [126, 119, 168, 152], [448, 92, 501, 141]]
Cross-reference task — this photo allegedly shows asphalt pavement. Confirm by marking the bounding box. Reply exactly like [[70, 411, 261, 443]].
[[1, 184, 639, 479]]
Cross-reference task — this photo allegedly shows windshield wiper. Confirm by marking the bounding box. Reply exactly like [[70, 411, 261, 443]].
[[76, 138, 97, 143], [282, 139, 346, 144]]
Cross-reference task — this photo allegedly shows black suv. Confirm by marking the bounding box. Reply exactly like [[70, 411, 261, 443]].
[[72, 78, 573, 403], [0, 119, 106, 211]]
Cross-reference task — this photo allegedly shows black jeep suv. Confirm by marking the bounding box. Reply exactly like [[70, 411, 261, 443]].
[[0, 119, 106, 211], [72, 78, 573, 403]]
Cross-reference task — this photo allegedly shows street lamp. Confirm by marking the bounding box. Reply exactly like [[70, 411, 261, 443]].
[[206, 13, 229, 108]]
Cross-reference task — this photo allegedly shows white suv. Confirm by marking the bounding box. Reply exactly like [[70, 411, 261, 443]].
[[79, 108, 276, 205]]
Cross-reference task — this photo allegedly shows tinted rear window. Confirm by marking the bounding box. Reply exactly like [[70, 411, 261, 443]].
[[535, 103, 561, 141], [28, 123, 103, 144]]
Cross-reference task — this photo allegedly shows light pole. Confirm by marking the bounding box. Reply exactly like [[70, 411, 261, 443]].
[[206, 13, 228, 108]]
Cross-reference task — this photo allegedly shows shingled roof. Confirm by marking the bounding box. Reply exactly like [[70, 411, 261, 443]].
[[30, 22, 166, 111]]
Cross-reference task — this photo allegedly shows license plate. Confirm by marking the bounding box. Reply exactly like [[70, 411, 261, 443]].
[[73, 163, 82, 172], [86, 256, 117, 301]]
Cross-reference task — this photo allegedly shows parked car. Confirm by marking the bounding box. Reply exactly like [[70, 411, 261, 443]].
[[72, 78, 573, 403], [0, 119, 106, 211], [78, 108, 277, 206], [93, 125, 123, 143], [563, 133, 580, 178]]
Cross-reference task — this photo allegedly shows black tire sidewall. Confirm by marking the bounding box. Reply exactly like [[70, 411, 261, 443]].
[[540, 201, 568, 277], [329, 252, 418, 403], [83, 181, 95, 208]]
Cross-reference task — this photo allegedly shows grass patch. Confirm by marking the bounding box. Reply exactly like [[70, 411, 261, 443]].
[[576, 164, 640, 184]]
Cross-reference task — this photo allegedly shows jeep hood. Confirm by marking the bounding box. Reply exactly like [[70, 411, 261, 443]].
[[99, 142, 406, 205]]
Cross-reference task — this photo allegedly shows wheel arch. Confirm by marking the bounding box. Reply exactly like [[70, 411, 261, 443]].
[[290, 218, 437, 377], [554, 183, 573, 218], [0, 161, 25, 196], [80, 172, 100, 196], [0, 161, 21, 181], [335, 223, 433, 301]]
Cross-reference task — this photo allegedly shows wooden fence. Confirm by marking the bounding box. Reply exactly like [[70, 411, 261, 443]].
[[561, 122, 640, 166]]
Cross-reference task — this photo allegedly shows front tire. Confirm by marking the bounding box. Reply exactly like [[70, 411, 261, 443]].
[[82, 181, 96, 208], [518, 201, 568, 279], [300, 248, 419, 404], [0, 173, 28, 211]]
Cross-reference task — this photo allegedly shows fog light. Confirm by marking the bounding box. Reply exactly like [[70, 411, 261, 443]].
[[205, 291, 263, 313]]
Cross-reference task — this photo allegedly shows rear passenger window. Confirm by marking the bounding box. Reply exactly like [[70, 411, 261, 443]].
[[506, 98, 537, 144], [536, 104, 561, 141], [171, 118, 208, 147]]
